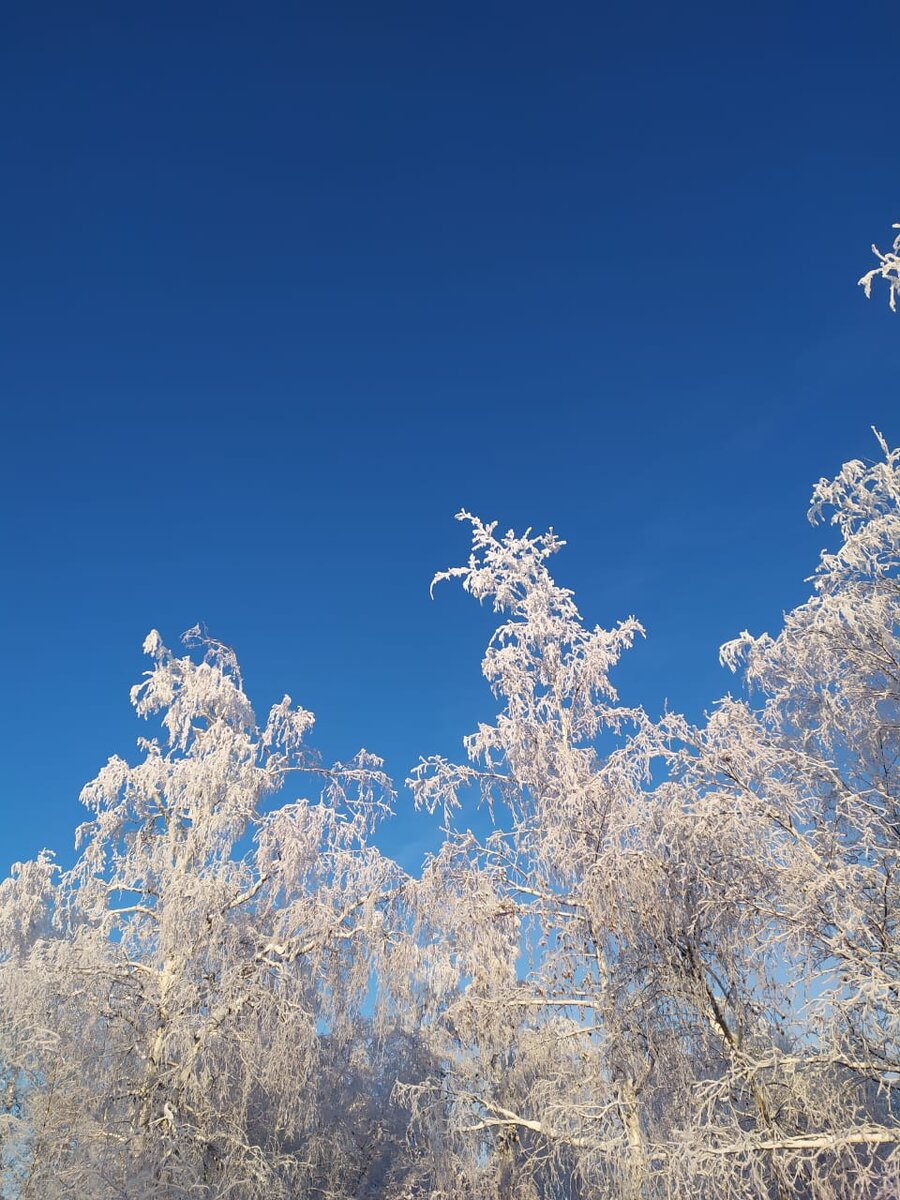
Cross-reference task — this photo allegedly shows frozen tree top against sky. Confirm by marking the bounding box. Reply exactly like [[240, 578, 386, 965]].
[[2, 424, 899, 1197], [1, 3, 898, 875]]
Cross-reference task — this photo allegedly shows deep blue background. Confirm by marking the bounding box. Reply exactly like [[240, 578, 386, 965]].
[[2, 1, 898, 873]]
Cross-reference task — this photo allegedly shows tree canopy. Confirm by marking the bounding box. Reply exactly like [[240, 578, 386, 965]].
[[1, 230, 898, 1199]]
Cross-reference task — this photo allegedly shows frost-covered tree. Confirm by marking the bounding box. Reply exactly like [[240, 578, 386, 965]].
[[402, 515, 656, 1198], [0, 627, 423, 1199], [400, 516, 793, 1198], [402, 424, 900, 1198]]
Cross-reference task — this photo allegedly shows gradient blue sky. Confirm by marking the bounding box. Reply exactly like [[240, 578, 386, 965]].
[[2, 1, 898, 873]]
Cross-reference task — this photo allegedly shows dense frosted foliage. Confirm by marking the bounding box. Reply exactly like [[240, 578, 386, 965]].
[[401, 449, 900, 1199], [0, 630, 425, 1198], [1, 231, 898, 1197]]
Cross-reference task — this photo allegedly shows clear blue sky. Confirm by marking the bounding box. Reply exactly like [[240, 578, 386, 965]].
[[2, 1, 898, 873]]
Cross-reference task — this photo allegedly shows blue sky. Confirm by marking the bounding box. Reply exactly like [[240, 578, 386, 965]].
[[2, 1, 898, 874]]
